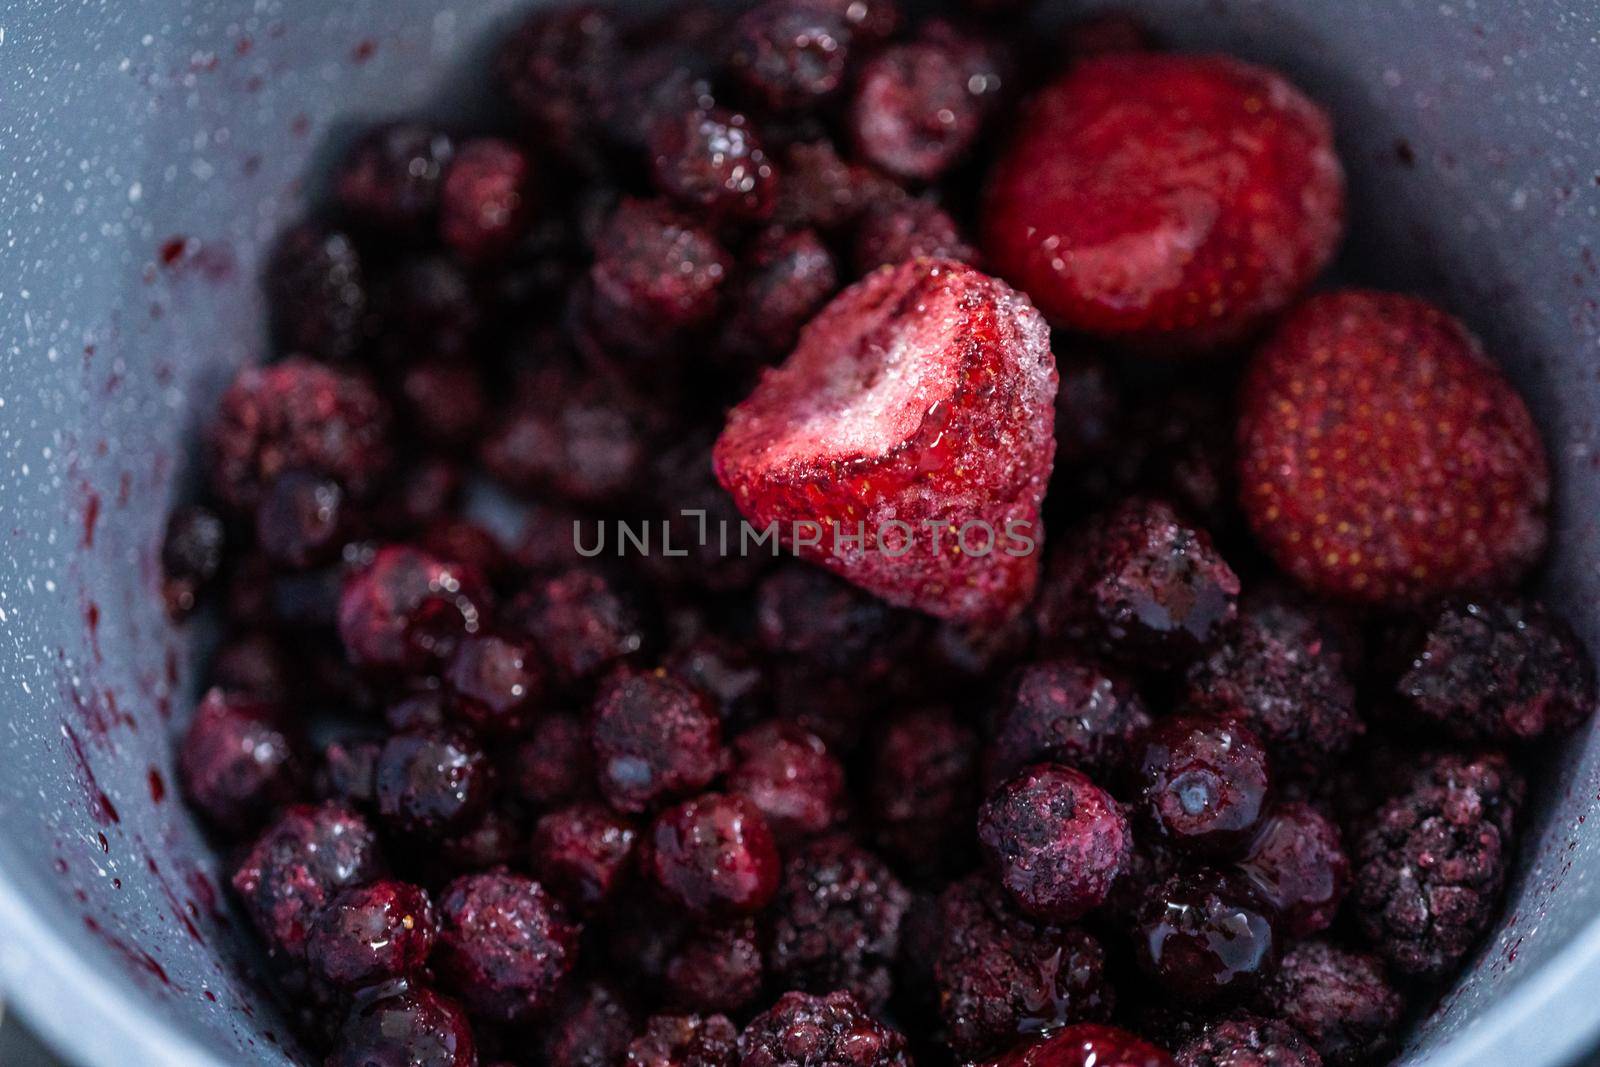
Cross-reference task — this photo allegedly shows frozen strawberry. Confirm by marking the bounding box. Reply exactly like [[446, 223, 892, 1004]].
[[713, 258, 1057, 622], [981, 53, 1344, 352], [1237, 290, 1550, 606]]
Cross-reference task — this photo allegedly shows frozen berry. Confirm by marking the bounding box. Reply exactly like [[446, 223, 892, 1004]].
[[588, 197, 731, 352], [1353, 750, 1522, 977], [768, 834, 911, 1011], [771, 139, 898, 233], [1181, 593, 1361, 772], [628, 1013, 739, 1067], [729, 3, 852, 114], [714, 258, 1057, 623], [664, 917, 766, 1014], [509, 565, 653, 686], [982, 54, 1343, 352], [1237, 290, 1550, 606], [1036, 498, 1239, 666], [590, 667, 723, 814], [334, 122, 455, 235], [230, 802, 384, 962], [869, 706, 979, 875], [495, 4, 620, 166], [178, 688, 304, 836], [255, 470, 345, 569], [1396, 596, 1595, 744], [645, 793, 780, 917], [207, 357, 392, 513], [738, 990, 910, 1067], [986, 657, 1152, 787], [337, 546, 489, 676], [439, 137, 535, 262], [434, 870, 580, 1024], [265, 222, 369, 362], [445, 633, 545, 736], [541, 981, 639, 1067], [934, 875, 1113, 1058], [720, 226, 841, 363], [754, 565, 902, 675], [511, 713, 594, 810], [1134, 870, 1278, 1003], [326, 987, 475, 1067], [650, 107, 777, 223], [728, 722, 847, 842], [978, 763, 1130, 922], [1255, 941, 1403, 1067], [307, 880, 436, 988], [374, 729, 492, 839], [853, 196, 978, 275], [1138, 715, 1271, 857], [850, 41, 987, 181], [1236, 803, 1349, 938], [531, 802, 639, 912], [1175, 1015, 1320, 1067], [161, 504, 226, 618], [434, 811, 524, 880], [991, 1025, 1176, 1067], [665, 635, 770, 728]]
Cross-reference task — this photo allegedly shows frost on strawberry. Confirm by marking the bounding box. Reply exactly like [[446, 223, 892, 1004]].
[[712, 258, 1058, 623]]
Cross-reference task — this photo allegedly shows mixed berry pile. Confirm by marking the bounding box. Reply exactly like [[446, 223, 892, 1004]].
[[158, 1, 1597, 1065]]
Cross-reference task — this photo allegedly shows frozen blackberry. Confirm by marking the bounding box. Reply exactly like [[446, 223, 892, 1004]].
[[508, 565, 653, 686], [627, 1013, 739, 1067], [738, 990, 911, 1067], [645, 793, 780, 917], [434, 870, 581, 1024], [1176, 1015, 1321, 1067], [333, 122, 455, 234], [768, 835, 911, 1011], [978, 763, 1130, 922], [868, 706, 979, 876], [728, 721, 848, 842], [1139, 715, 1271, 857], [1396, 596, 1595, 744], [1353, 751, 1523, 977], [934, 875, 1113, 1059], [1134, 870, 1278, 1004], [588, 197, 731, 353], [986, 657, 1152, 787], [1255, 941, 1403, 1066], [1182, 592, 1362, 771], [664, 917, 766, 1015], [590, 667, 723, 814]]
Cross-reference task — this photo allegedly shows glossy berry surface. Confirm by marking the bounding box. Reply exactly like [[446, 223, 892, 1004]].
[[1175, 1015, 1321, 1067], [978, 763, 1130, 922], [177, 687, 304, 836], [307, 880, 436, 988], [1236, 803, 1349, 938], [338, 546, 489, 675], [737, 990, 911, 1067], [444, 632, 545, 737], [326, 987, 476, 1067], [434, 870, 581, 1024], [374, 729, 492, 839], [986, 657, 1152, 787], [650, 107, 777, 223], [531, 802, 640, 912], [645, 793, 780, 917], [988, 1024, 1176, 1067], [727, 721, 848, 842], [1237, 290, 1549, 606], [714, 258, 1058, 622], [1139, 716, 1271, 856], [1134, 871, 1278, 1003], [851, 41, 988, 181], [590, 667, 723, 814]]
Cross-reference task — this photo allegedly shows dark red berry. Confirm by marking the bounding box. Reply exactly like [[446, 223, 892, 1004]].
[[255, 470, 345, 569], [399, 360, 490, 451], [767, 834, 911, 1011], [664, 918, 765, 1014], [588, 197, 731, 352], [628, 1013, 739, 1067], [1236, 803, 1349, 938], [531, 802, 639, 912], [853, 196, 978, 275], [178, 688, 304, 836], [1139, 715, 1271, 857], [1036, 498, 1239, 667], [509, 565, 653, 686], [990, 1025, 1176, 1067], [978, 763, 1131, 922], [1134, 870, 1278, 1003], [496, 4, 620, 168], [208, 357, 392, 513], [719, 226, 841, 363], [434, 870, 580, 1024], [1254, 942, 1401, 1067], [161, 504, 226, 618], [374, 729, 492, 839], [650, 107, 777, 223], [850, 41, 988, 181], [738, 990, 911, 1067], [540, 981, 640, 1067], [308, 880, 436, 988], [420, 519, 510, 588], [645, 793, 780, 917], [230, 802, 384, 962], [439, 137, 535, 263], [444, 633, 545, 736], [728, 722, 847, 842], [334, 122, 455, 235], [264, 222, 369, 362], [1396, 596, 1595, 744], [1175, 1015, 1321, 1067], [771, 139, 899, 233], [869, 707, 979, 876], [512, 713, 596, 809], [934, 875, 1113, 1059], [326, 987, 476, 1067], [730, 4, 853, 114], [986, 657, 1152, 787], [590, 667, 722, 814], [337, 546, 489, 676]]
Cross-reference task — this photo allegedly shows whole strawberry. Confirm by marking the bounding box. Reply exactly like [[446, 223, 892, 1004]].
[[1237, 290, 1549, 607], [714, 258, 1058, 623], [981, 53, 1344, 353]]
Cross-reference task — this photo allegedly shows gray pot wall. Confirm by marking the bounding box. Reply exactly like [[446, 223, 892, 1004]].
[[1, 1, 1598, 1065]]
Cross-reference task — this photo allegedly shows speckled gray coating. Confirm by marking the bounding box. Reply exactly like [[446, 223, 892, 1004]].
[[0, 2, 1597, 1066]]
